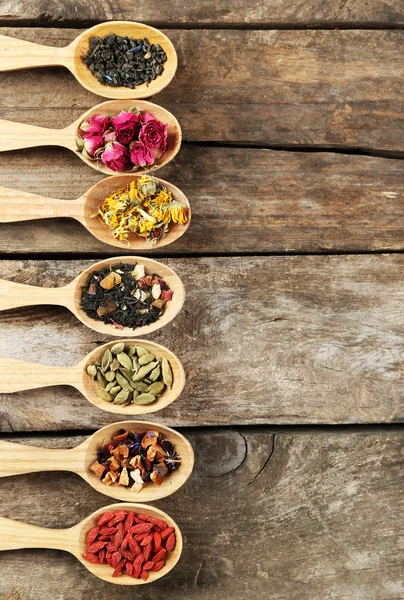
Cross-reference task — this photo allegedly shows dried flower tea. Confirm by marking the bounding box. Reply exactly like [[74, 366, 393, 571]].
[[84, 508, 176, 579], [90, 429, 181, 492], [87, 343, 173, 407], [92, 176, 188, 246], [80, 262, 173, 330], [83, 34, 167, 89], [76, 108, 168, 172]]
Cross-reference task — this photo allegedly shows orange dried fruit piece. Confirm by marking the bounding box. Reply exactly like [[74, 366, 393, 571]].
[[90, 460, 105, 478], [100, 272, 122, 290]]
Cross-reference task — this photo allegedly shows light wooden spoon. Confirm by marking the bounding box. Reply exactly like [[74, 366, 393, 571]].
[[0, 420, 194, 502], [0, 255, 185, 337], [0, 99, 181, 175], [0, 502, 182, 584], [0, 21, 178, 99], [0, 174, 191, 250], [0, 338, 185, 415]]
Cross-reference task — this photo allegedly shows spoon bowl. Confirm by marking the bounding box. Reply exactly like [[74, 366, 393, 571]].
[[0, 502, 182, 584], [0, 99, 182, 175], [0, 420, 194, 502], [0, 338, 185, 415], [0, 255, 185, 337], [0, 21, 178, 99]]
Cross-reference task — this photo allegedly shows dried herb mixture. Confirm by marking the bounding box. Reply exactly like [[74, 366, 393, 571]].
[[90, 429, 181, 490], [80, 262, 173, 330], [87, 342, 173, 407], [83, 35, 167, 89], [92, 176, 188, 245]]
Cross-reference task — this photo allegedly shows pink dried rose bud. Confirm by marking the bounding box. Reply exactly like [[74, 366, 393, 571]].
[[103, 129, 117, 143], [138, 115, 168, 151], [111, 111, 143, 144], [101, 142, 130, 172], [83, 134, 104, 157], [130, 141, 155, 167], [81, 114, 110, 137]]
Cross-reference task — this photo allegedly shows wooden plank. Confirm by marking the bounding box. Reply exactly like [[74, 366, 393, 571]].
[[0, 255, 402, 431], [0, 428, 402, 599], [0, 28, 403, 152], [1, 0, 404, 27], [0, 146, 403, 254]]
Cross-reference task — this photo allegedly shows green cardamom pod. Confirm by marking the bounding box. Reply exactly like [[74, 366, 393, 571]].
[[105, 370, 116, 382], [162, 358, 173, 389], [96, 370, 108, 388], [138, 353, 156, 366], [148, 381, 165, 396], [101, 349, 112, 372], [136, 346, 149, 357], [149, 365, 161, 382], [119, 367, 133, 381], [109, 385, 121, 396], [132, 356, 139, 373], [111, 342, 125, 355], [116, 371, 132, 389], [132, 361, 158, 381], [86, 365, 97, 379], [127, 346, 138, 357], [104, 381, 115, 392], [114, 388, 131, 404], [131, 381, 149, 392], [133, 392, 156, 405], [131, 390, 140, 402], [117, 352, 132, 370], [110, 358, 120, 371], [99, 389, 113, 402]]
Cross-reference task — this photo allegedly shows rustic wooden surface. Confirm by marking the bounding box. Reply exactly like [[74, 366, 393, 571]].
[[0, 28, 403, 153], [0, 4, 403, 598], [0, 256, 402, 431], [0, 427, 402, 599], [2, 0, 404, 27], [0, 146, 403, 255]]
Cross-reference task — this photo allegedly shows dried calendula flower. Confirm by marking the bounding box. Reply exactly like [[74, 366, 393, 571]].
[[91, 176, 188, 246]]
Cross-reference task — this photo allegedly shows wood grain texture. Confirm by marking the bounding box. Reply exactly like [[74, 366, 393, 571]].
[[0, 256, 402, 431], [1, 0, 404, 27], [0, 427, 402, 599], [0, 146, 403, 254], [0, 28, 402, 152]]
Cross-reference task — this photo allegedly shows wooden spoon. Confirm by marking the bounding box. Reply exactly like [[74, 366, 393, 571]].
[[0, 21, 178, 99], [0, 420, 194, 502], [0, 99, 181, 175], [0, 502, 182, 584], [0, 256, 185, 337], [0, 338, 185, 415], [0, 174, 191, 250]]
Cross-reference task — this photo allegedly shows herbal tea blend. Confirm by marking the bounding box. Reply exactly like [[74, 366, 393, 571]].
[[76, 108, 168, 172], [87, 342, 173, 407], [90, 429, 181, 490], [92, 176, 188, 245], [83, 35, 167, 89], [85, 509, 176, 579], [80, 262, 173, 330]]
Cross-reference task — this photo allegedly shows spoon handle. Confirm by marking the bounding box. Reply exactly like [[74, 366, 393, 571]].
[[0, 186, 82, 222], [0, 34, 66, 71], [0, 440, 84, 477], [0, 119, 74, 151], [0, 516, 73, 552], [0, 358, 81, 392], [0, 278, 73, 311]]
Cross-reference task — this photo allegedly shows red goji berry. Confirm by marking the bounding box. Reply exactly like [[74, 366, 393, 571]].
[[120, 533, 131, 550], [152, 560, 165, 572], [153, 548, 167, 563], [153, 532, 162, 552], [110, 551, 122, 568], [129, 523, 153, 534], [97, 512, 115, 527], [113, 522, 125, 548], [99, 526, 117, 535], [143, 561, 155, 571], [124, 511, 135, 532], [128, 538, 141, 556], [86, 527, 100, 544], [141, 569, 149, 581], [136, 514, 150, 522], [143, 543, 152, 562], [84, 552, 100, 564], [120, 549, 134, 562], [140, 534, 153, 547], [86, 541, 107, 554], [98, 549, 106, 563], [165, 533, 176, 552], [125, 561, 133, 576], [112, 562, 124, 577], [161, 526, 174, 540], [148, 517, 168, 530], [134, 532, 148, 542]]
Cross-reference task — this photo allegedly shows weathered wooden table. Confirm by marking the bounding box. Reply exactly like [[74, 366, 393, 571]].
[[0, 2, 403, 599]]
